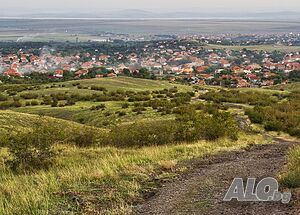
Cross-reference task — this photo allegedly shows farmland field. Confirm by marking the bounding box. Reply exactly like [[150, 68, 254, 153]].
[[1, 19, 300, 42], [205, 44, 300, 52]]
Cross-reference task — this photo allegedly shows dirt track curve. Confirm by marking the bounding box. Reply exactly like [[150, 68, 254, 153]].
[[136, 137, 300, 215]]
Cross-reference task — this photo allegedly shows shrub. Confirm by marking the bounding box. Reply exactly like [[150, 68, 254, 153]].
[[51, 99, 58, 107], [289, 126, 300, 138], [0, 101, 13, 109], [280, 146, 300, 188], [66, 98, 76, 106], [175, 109, 238, 142], [3, 120, 64, 173], [108, 121, 176, 147], [12, 101, 22, 108], [0, 93, 8, 101], [264, 121, 283, 132], [42, 96, 52, 105], [245, 108, 263, 124], [90, 104, 106, 111], [13, 96, 21, 102], [118, 111, 127, 116], [90, 86, 107, 91], [20, 93, 39, 100], [121, 103, 130, 109], [7, 91, 17, 96], [132, 106, 146, 113], [31, 100, 39, 106], [69, 127, 102, 147], [0, 101, 22, 109]]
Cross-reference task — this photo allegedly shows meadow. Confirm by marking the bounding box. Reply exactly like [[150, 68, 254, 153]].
[[0, 77, 192, 127], [0, 77, 299, 214]]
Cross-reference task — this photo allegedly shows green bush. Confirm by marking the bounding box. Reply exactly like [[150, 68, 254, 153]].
[[90, 104, 106, 111], [31, 100, 39, 106], [20, 93, 39, 100], [280, 146, 300, 188], [245, 108, 263, 124], [264, 120, 284, 132], [3, 120, 64, 173], [108, 121, 176, 147], [69, 127, 102, 147], [121, 103, 130, 109], [118, 111, 127, 116], [0, 93, 8, 101], [90, 86, 107, 91]]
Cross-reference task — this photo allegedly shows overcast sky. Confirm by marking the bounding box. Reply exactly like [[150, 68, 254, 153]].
[[0, 0, 300, 14]]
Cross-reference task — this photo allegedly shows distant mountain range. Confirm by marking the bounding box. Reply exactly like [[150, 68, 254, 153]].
[[1, 9, 300, 20]]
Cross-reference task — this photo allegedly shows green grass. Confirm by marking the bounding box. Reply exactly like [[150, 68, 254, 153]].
[[268, 82, 300, 91], [280, 145, 300, 188], [0, 133, 270, 214], [0, 110, 106, 136], [20, 77, 192, 96], [204, 44, 300, 52], [6, 77, 193, 128], [0, 78, 287, 214], [13, 101, 174, 128]]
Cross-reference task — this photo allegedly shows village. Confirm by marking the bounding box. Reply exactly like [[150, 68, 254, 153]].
[[0, 35, 300, 87]]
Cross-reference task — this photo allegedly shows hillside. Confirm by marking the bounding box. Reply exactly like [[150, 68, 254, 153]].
[[0, 78, 299, 214], [0, 77, 194, 128], [0, 110, 106, 136]]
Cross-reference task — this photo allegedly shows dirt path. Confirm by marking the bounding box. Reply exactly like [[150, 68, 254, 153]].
[[136, 137, 300, 215]]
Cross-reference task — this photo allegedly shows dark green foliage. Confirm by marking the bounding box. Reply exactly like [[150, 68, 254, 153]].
[[0, 100, 23, 109], [132, 106, 146, 113], [42, 96, 52, 105], [90, 104, 106, 111], [245, 108, 264, 124], [200, 90, 279, 106], [20, 93, 39, 100], [108, 121, 176, 147], [289, 70, 300, 82], [246, 94, 300, 137], [106, 109, 239, 148], [117, 111, 127, 116], [0, 93, 8, 101], [121, 103, 130, 109], [30, 100, 39, 106], [66, 98, 76, 106], [174, 106, 239, 142], [69, 127, 101, 147], [264, 121, 283, 131], [90, 86, 108, 92], [51, 99, 58, 107]]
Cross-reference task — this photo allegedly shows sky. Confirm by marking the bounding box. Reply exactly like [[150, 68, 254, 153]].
[[0, 0, 300, 14]]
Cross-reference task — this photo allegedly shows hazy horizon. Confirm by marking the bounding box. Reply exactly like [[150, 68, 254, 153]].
[[1, 0, 300, 17]]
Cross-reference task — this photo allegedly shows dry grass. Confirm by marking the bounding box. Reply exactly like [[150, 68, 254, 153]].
[[280, 145, 300, 189], [0, 133, 270, 214]]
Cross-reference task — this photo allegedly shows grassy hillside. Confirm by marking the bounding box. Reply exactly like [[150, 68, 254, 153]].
[[0, 110, 107, 143], [13, 101, 174, 128], [21, 77, 192, 95], [268, 82, 300, 91], [1, 77, 193, 128], [0, 77, 298, 214], [0, 133, 269, 215]]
